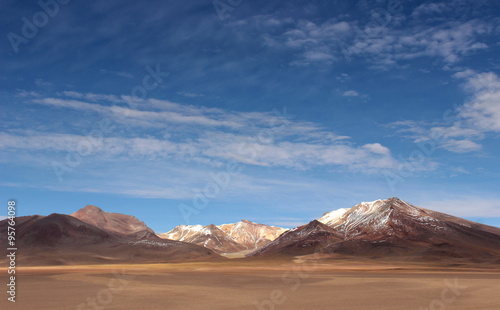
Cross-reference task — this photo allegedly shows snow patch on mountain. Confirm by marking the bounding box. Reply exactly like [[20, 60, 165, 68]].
[[318, 208, 349, 226]]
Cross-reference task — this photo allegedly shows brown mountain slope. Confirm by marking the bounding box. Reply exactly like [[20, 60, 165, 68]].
[[70, 205, 157, 239]]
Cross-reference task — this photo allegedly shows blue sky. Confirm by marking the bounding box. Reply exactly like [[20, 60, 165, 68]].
[[1, 0, 500, 232]]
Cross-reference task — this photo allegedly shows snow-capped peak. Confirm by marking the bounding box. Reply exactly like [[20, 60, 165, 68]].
[[318, 199, 390, 225], [318, 208, 349, 226], [318, 198, 405, 231], [159, 224, 218, 242], [317, 197, 443, 236]]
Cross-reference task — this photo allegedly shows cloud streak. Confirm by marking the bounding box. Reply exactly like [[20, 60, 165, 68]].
[[252, 7, 497, 68], [4, 91, 398, 174]]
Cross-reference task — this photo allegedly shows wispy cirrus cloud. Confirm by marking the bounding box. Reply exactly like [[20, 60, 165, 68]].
[[251, 8, 497, 68], [5, 91, 398, 173], [58, 91, 123, 103], [0, 90, 405, 201]]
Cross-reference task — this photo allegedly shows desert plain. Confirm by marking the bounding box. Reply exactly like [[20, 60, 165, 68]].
[[2, 259, 500, 310]]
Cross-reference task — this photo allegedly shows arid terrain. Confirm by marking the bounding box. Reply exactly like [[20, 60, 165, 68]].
[[2, 198, 500, 309], [2, 260, 500, 310]]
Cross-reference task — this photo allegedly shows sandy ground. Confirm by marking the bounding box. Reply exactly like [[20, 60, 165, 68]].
[[2, 261, 500, 310]]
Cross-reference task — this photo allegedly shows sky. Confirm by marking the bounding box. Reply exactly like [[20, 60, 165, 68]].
[[1, 0, 499, 232]]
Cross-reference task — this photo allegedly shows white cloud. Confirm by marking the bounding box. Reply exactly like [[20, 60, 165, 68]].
[[442, 139, 482, 153], [3, 91, 398, 174], [336, 73, 351, 82], [0, 129, 396, 172], [33, 96, 244, 128], [0, 91, 409, 202], [411, 2, 449, 17], [269, 19, 353, 65], [60, 91, 123, 103], [342, 90, 369, 99], [347, 19, 492, 65], [457, 72, 500, 132], [17, 90, 41, 97], [260, 15, 495, 67], [343, 90, 360, 97], [303, 50, 335, 62], [362, 143, 391, 156], [393, 70, 500, 153]]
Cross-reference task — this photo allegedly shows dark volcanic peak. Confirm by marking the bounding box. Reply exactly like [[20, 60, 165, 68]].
[[281, 220, 342, 239], [18, 213, 113, 247], [248, 220, 343, 257], [71, 205, 157, 239], [300, 219, 331, 229]]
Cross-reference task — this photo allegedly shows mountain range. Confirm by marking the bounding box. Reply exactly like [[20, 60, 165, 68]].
[[159, 220, 287, 253], [1, 198, 500, 266]]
